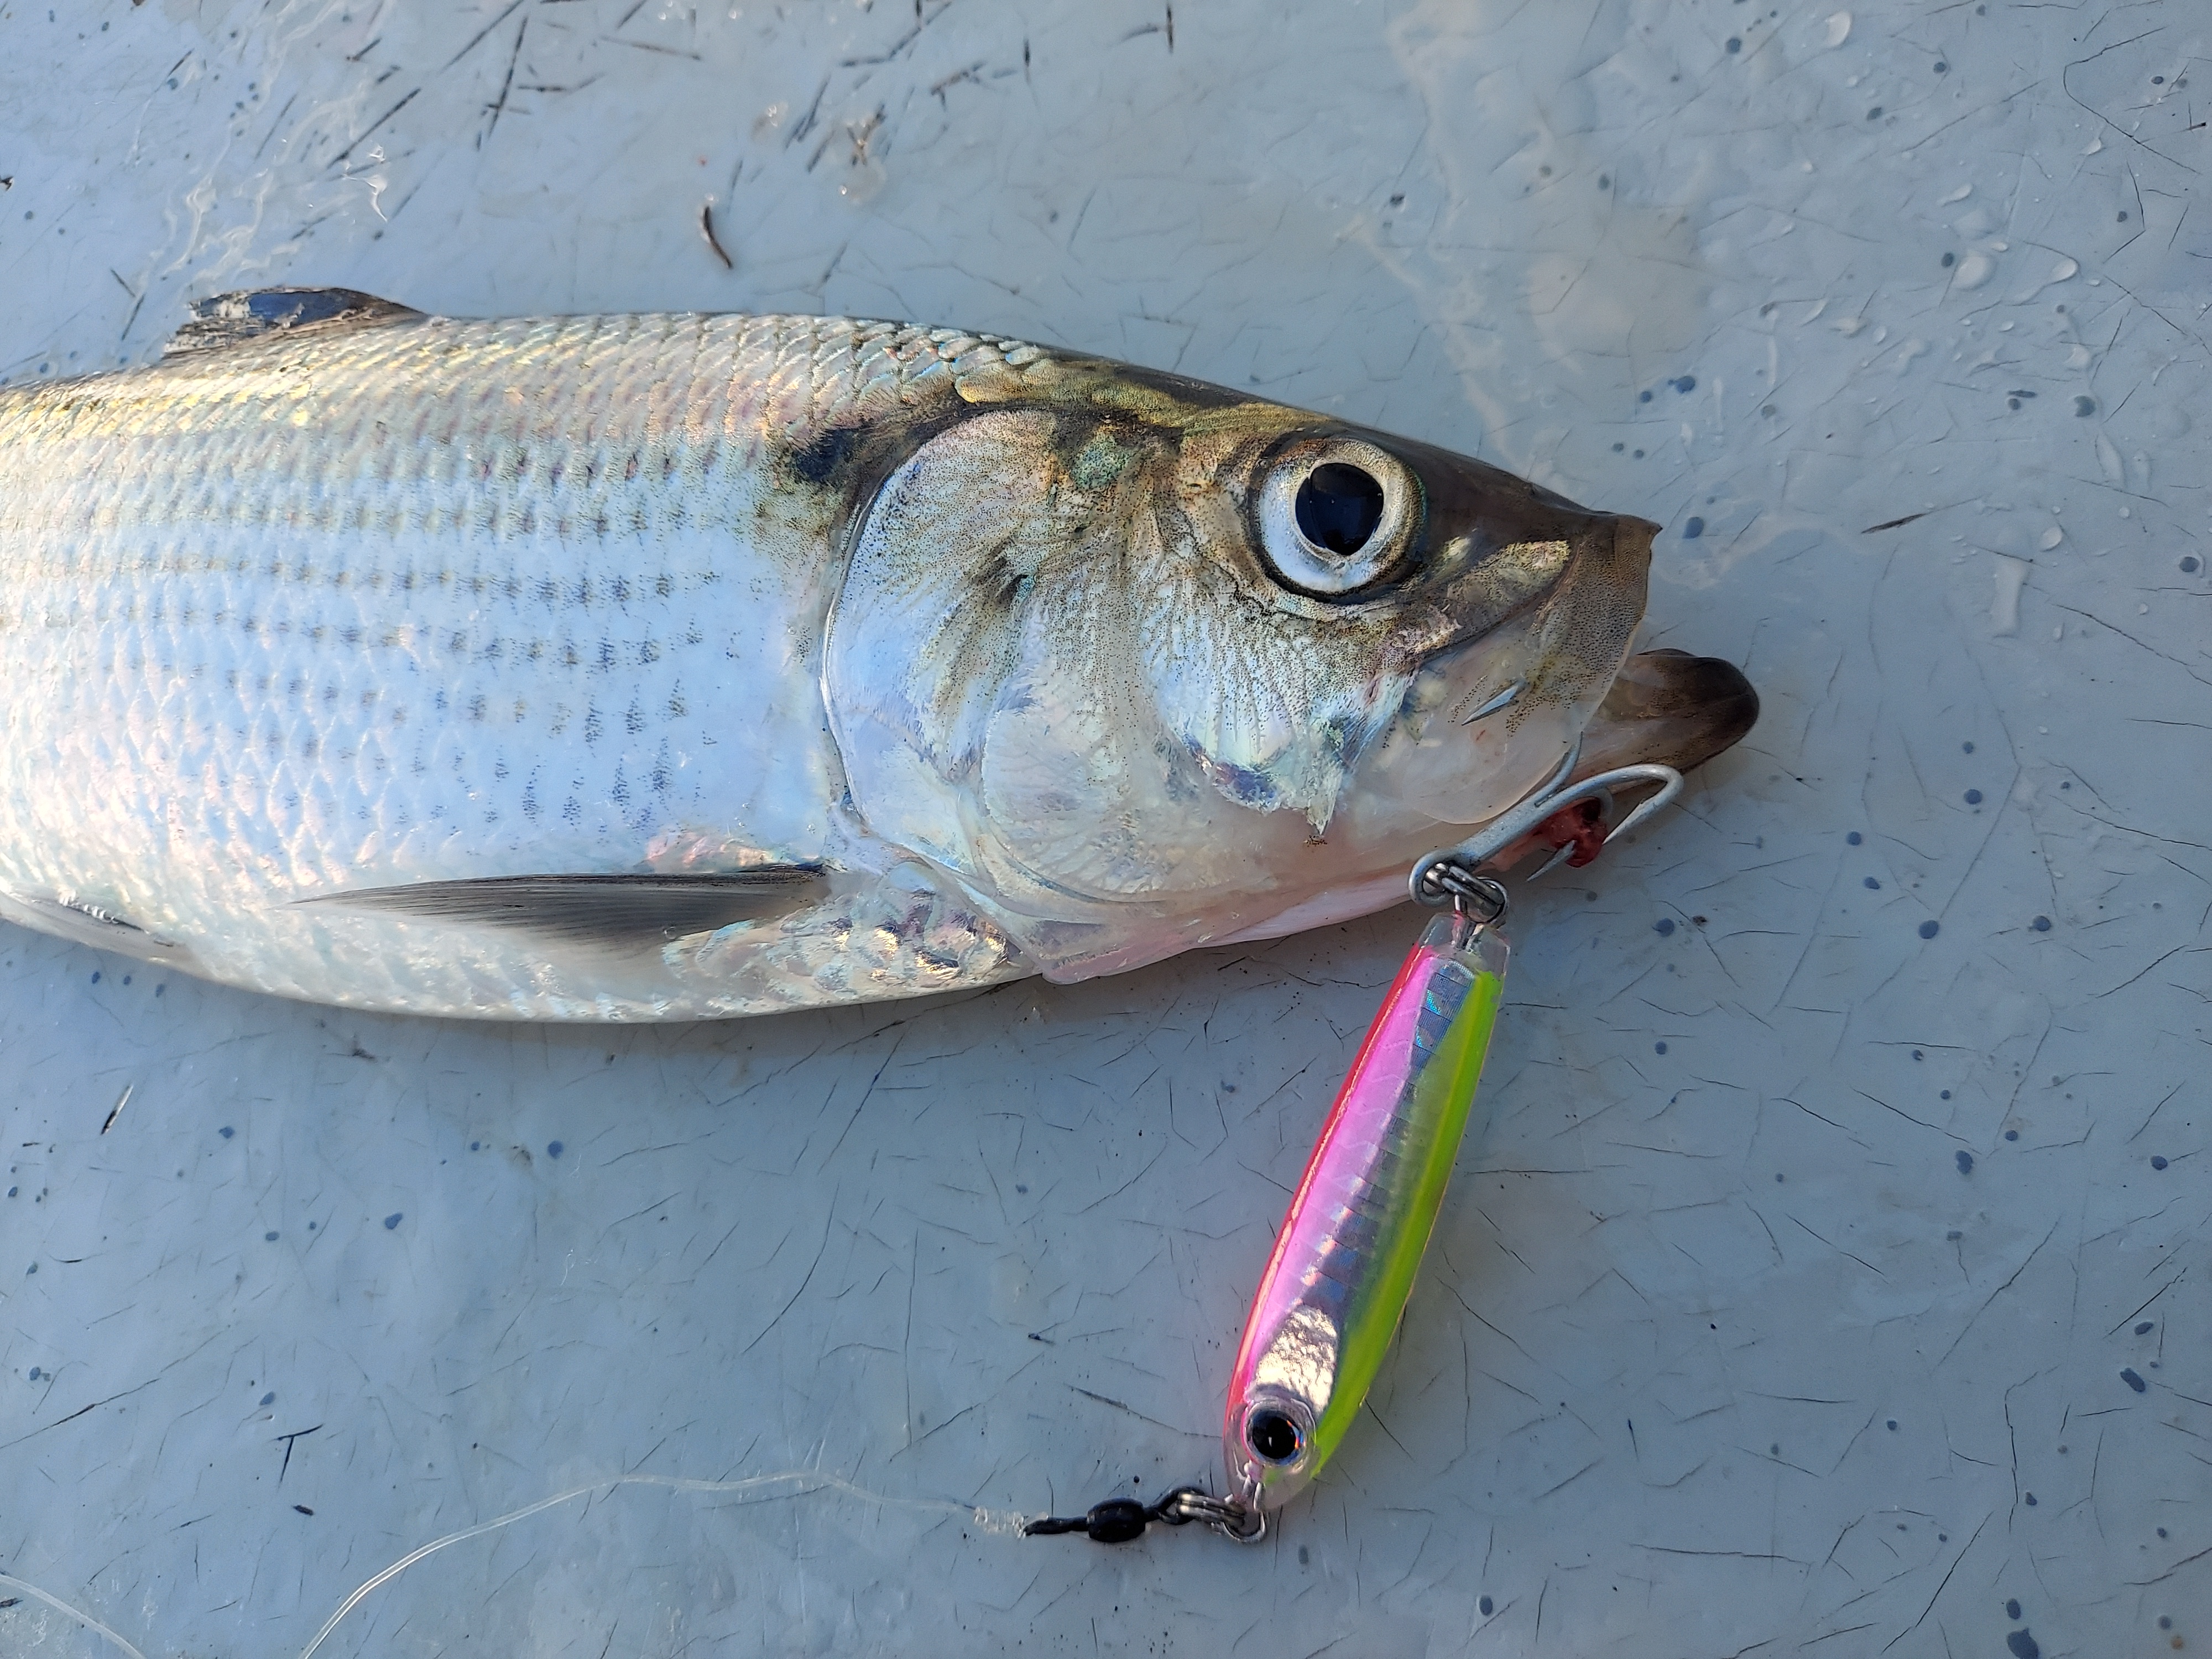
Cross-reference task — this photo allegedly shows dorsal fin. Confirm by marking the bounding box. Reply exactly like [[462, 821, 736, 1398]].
[[164, 287, 425, 357], [295, 869, 826, 949]]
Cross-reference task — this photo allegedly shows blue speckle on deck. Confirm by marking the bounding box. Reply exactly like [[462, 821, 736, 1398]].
[[26, 1262, 36, 1274], [2121, 1368, 2147, 1393], [220, 1126, 233, 1139], [1886, 1418, 1897, 1430], [1942, 252, 1955, 267], [2031, 916, 2052, 931], [2004, 1129, 2018, 1141], [1940, 1089, 1952, 1099], [1847, 831, 1862, 845], [1654, 1042, 1668, 1054], [2150, 1156, 2168, 1170], [1478, 1595, 1494, 1616], [1955, 1150, 1974, 1175], [2135, 1321, 2154, 1334], [2183, 555, 2202, 573], [2006, 1599, 2022, 1620], [1672, 375, 1697, 392], [2022, 1493, 2037, 1507], [1639, 389, 1652, 402], [28, 1366, 40, 1380], [264, 1230, 278, 1241], [1655, 917, 1676, 936], [384, 1213, 403, 1230], [1682, 516, 1705, 538], [470, 1141, 481, 1151], [1864, 877, 1880, 889], [1919, 920, 1940, 939], [547, 1141, 564, 1159], [89, 971, 100, 984], [259, 1391, 275, 1406], [2073, 396, 2095, 416], [1964, 789, 1983, 805], [2007, 1626, 2037, 1658]]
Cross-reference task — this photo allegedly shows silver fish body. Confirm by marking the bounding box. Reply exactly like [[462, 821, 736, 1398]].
[[0, 290, 1720, 1020]]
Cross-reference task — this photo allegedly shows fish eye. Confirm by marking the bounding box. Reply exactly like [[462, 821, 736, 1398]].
[[1295, 463, 1386, 554], [1246, 1408, 1303, 1464], [1256, 436, 1416, 598]]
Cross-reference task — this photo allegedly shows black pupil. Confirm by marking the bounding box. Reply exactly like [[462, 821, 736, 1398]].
[[1248, 1410, 1301, 1463], [1293, 462, 1386, 557]]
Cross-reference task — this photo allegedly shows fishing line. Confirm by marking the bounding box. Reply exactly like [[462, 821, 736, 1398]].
[[295, 1469, 1031, 1659], [0, 1571, 150, 1659]]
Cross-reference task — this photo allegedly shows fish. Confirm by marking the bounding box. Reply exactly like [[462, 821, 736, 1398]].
[[0, 288, 1755, 1021]]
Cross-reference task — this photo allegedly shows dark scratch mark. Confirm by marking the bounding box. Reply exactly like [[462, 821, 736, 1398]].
[[2128, 1537, 2212, 1587], [1790, 1213, 1887, 1277], [276, 1423, 322, 1483], [483, 13, 529, 145], [443, 0, 530, 71], [786, 77, 830, 148], [1533, 1457, 1603, 1501], [740, 1209, 836, 1355], [700, 202, 733, 269], [2106, 1270, 2183, 1336], [1070, 1385, 1182, 1434], [1938, 1223, 2060, 1368], [100, 1083, 131, 1135], [253, 91, 300, 163], [1861, 512, 1931, 534], [1884, 1512, 1987, 1651], [327, 86, 420, 170], [599, 36, 701, 59]]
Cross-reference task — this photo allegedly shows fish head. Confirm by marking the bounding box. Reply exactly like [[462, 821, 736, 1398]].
[[823, 355, 1653, 977]]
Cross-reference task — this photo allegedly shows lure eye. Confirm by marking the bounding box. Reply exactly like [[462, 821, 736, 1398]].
[[1256, 436, 1417, 598], [1246, 1408, 1303, 1464]]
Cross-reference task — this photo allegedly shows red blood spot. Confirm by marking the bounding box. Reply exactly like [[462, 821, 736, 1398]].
[[1536, 799, 1609, 868]]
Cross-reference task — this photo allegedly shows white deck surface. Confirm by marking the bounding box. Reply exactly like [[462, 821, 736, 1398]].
[[2, 3, 2206, 1655]]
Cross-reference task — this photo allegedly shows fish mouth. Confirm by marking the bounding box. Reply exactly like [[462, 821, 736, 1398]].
[[1577, 647, 1760, 778]]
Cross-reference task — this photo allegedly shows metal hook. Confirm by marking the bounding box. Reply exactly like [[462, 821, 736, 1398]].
[[1410, 744, 1685, 907]]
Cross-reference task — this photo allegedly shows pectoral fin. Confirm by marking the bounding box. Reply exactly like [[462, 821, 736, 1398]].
[[298, 869, 825, 948]]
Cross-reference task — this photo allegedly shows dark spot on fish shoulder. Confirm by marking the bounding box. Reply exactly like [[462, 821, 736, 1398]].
[[787, 424, 864, 486]]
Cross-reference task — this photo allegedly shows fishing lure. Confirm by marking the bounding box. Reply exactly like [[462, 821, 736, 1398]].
[[1029, 750, 1683, 1545]]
